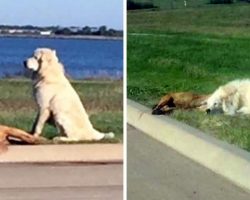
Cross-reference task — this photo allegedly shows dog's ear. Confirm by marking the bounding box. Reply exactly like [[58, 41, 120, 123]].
[[41, 50, 58, 63], [167, 97, 176, 108], [40, 52, 50, 62], [220, 86, 237, 99], [158, 94, 171, 107]]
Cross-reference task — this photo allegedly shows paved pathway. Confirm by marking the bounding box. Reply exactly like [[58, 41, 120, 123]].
[[127, 125, 250, 200], [0, 163, 122, 200], [0, 144, 122, 163]]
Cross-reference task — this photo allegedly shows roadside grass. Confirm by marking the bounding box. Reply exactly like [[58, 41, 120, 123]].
[[128, 5, 250, 151], [0, 79, 123, 142], [128, 4, 250, 37], [131, 0, 210, 9]]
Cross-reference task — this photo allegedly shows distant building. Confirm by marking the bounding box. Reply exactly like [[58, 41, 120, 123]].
[[15, 30, 24, 34], [6, 29, 27, 34], [7, 29, 24, 34], [40, 30, 52, 35]]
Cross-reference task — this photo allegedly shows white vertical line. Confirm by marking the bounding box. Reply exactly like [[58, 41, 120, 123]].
[[123, 0, 127, 199]]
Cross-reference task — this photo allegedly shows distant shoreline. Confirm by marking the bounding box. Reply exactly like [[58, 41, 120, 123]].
[[0, 34, 123, 41]]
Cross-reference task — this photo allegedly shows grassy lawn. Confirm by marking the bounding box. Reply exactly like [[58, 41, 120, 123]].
[[131, 0, 209, 9], [128, 4, 250, 151], [0, 79, 123, 142], [129, 3, 250, 37]]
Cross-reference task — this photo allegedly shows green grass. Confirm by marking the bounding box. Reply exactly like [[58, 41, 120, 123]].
[[128, 4, 250, 151], [0, 79, 123, 141], [128, 4, 250, 37], [131, 0, 210, 9]]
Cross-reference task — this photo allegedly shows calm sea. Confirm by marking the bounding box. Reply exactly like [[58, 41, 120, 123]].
[[0, 36, 123, 79]]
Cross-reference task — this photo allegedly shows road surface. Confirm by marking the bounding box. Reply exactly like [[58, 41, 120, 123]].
[[0, 163, 122, 200], [127, 125, 250, 200]]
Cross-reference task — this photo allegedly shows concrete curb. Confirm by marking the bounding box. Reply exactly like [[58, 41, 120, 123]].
[[127, 99, 250, 191], [0, 144, 123, 164]]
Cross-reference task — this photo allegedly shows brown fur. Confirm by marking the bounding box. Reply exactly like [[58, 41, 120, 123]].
[[0, 125, 45, 154], [152, 92, 210, 115]]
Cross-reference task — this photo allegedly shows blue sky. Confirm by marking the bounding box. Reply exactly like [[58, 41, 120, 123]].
[[0, 0, 123, 29]]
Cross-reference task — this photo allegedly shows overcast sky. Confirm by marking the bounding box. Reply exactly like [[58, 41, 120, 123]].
[[0, 0, 123, 29]]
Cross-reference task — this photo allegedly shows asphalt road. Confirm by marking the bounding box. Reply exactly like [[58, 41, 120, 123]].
[[127, 125, 250, 200], [0, 163, 122, 200]]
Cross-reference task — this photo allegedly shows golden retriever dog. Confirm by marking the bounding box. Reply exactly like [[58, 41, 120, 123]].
[[24, 48, 114, 141], [0, 125, 39, 154], [152, 92, 210, 115], [206, 79, 250, 115]]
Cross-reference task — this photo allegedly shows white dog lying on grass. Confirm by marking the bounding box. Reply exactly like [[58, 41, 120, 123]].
[[206, 79, 250, 115]]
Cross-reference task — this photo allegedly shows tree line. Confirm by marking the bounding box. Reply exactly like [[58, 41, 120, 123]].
[[127, 0, 250, 10], [127, 0, 157, 10], [54, 26, 123, 37], [0, 25, 123, 37]]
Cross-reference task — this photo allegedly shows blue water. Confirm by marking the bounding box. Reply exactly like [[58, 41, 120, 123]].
[[0, 37, 123, 79]]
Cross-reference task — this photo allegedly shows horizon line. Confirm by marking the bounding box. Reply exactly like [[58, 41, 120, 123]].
[[0, 24, 123, 30]]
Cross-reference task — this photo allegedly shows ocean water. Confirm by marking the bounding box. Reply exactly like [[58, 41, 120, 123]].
[[0, 36, 123, 79]]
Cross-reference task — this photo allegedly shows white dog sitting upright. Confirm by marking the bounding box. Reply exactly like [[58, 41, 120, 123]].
[[206, 79, 250, 115], [24, 48, 114, 141]]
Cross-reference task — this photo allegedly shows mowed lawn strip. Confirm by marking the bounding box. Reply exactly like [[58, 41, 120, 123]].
[[0, 79, 123, 142], [128, 5, 250, 151], [131, 0, 210, 10], [128, 4, 250, 37]]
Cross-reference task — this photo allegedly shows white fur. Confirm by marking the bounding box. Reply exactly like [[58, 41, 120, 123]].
[[25, 48, 115, 141], [206, 79, 250, 115]]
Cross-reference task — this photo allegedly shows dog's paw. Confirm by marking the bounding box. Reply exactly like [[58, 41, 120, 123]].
[[35, 136, 49, 144], [52, 136, 62, 143], [103, 132, 115, 139], [33, 133, 42, 138]]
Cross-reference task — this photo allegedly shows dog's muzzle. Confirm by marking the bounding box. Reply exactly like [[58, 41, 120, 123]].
[[152, 108, 165, 115], [206, 109, 211, 114]]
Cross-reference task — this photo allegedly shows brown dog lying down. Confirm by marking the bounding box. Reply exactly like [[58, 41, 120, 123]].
[[0, 125, 43, 154], [152, 92, 210, 115]]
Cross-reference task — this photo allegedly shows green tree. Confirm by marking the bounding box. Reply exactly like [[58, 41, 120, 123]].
[[99, 26, 107, 35], [82, 26, 91, 35]]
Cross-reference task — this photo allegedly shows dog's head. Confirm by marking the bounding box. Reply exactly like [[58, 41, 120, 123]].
[[23, 48, 59, 72], [206, 89, 222, 113], [152, 96, 175, 115], [206, 86, 236, 114]]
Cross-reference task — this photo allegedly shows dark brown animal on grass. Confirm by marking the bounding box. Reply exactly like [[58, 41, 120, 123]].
[[152, 92, 210, 115], [0, 125, 45, 154]]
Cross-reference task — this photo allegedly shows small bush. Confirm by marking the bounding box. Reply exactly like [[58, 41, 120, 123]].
[[127, 0, 157, 10], [210, 0, 237, 4]]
